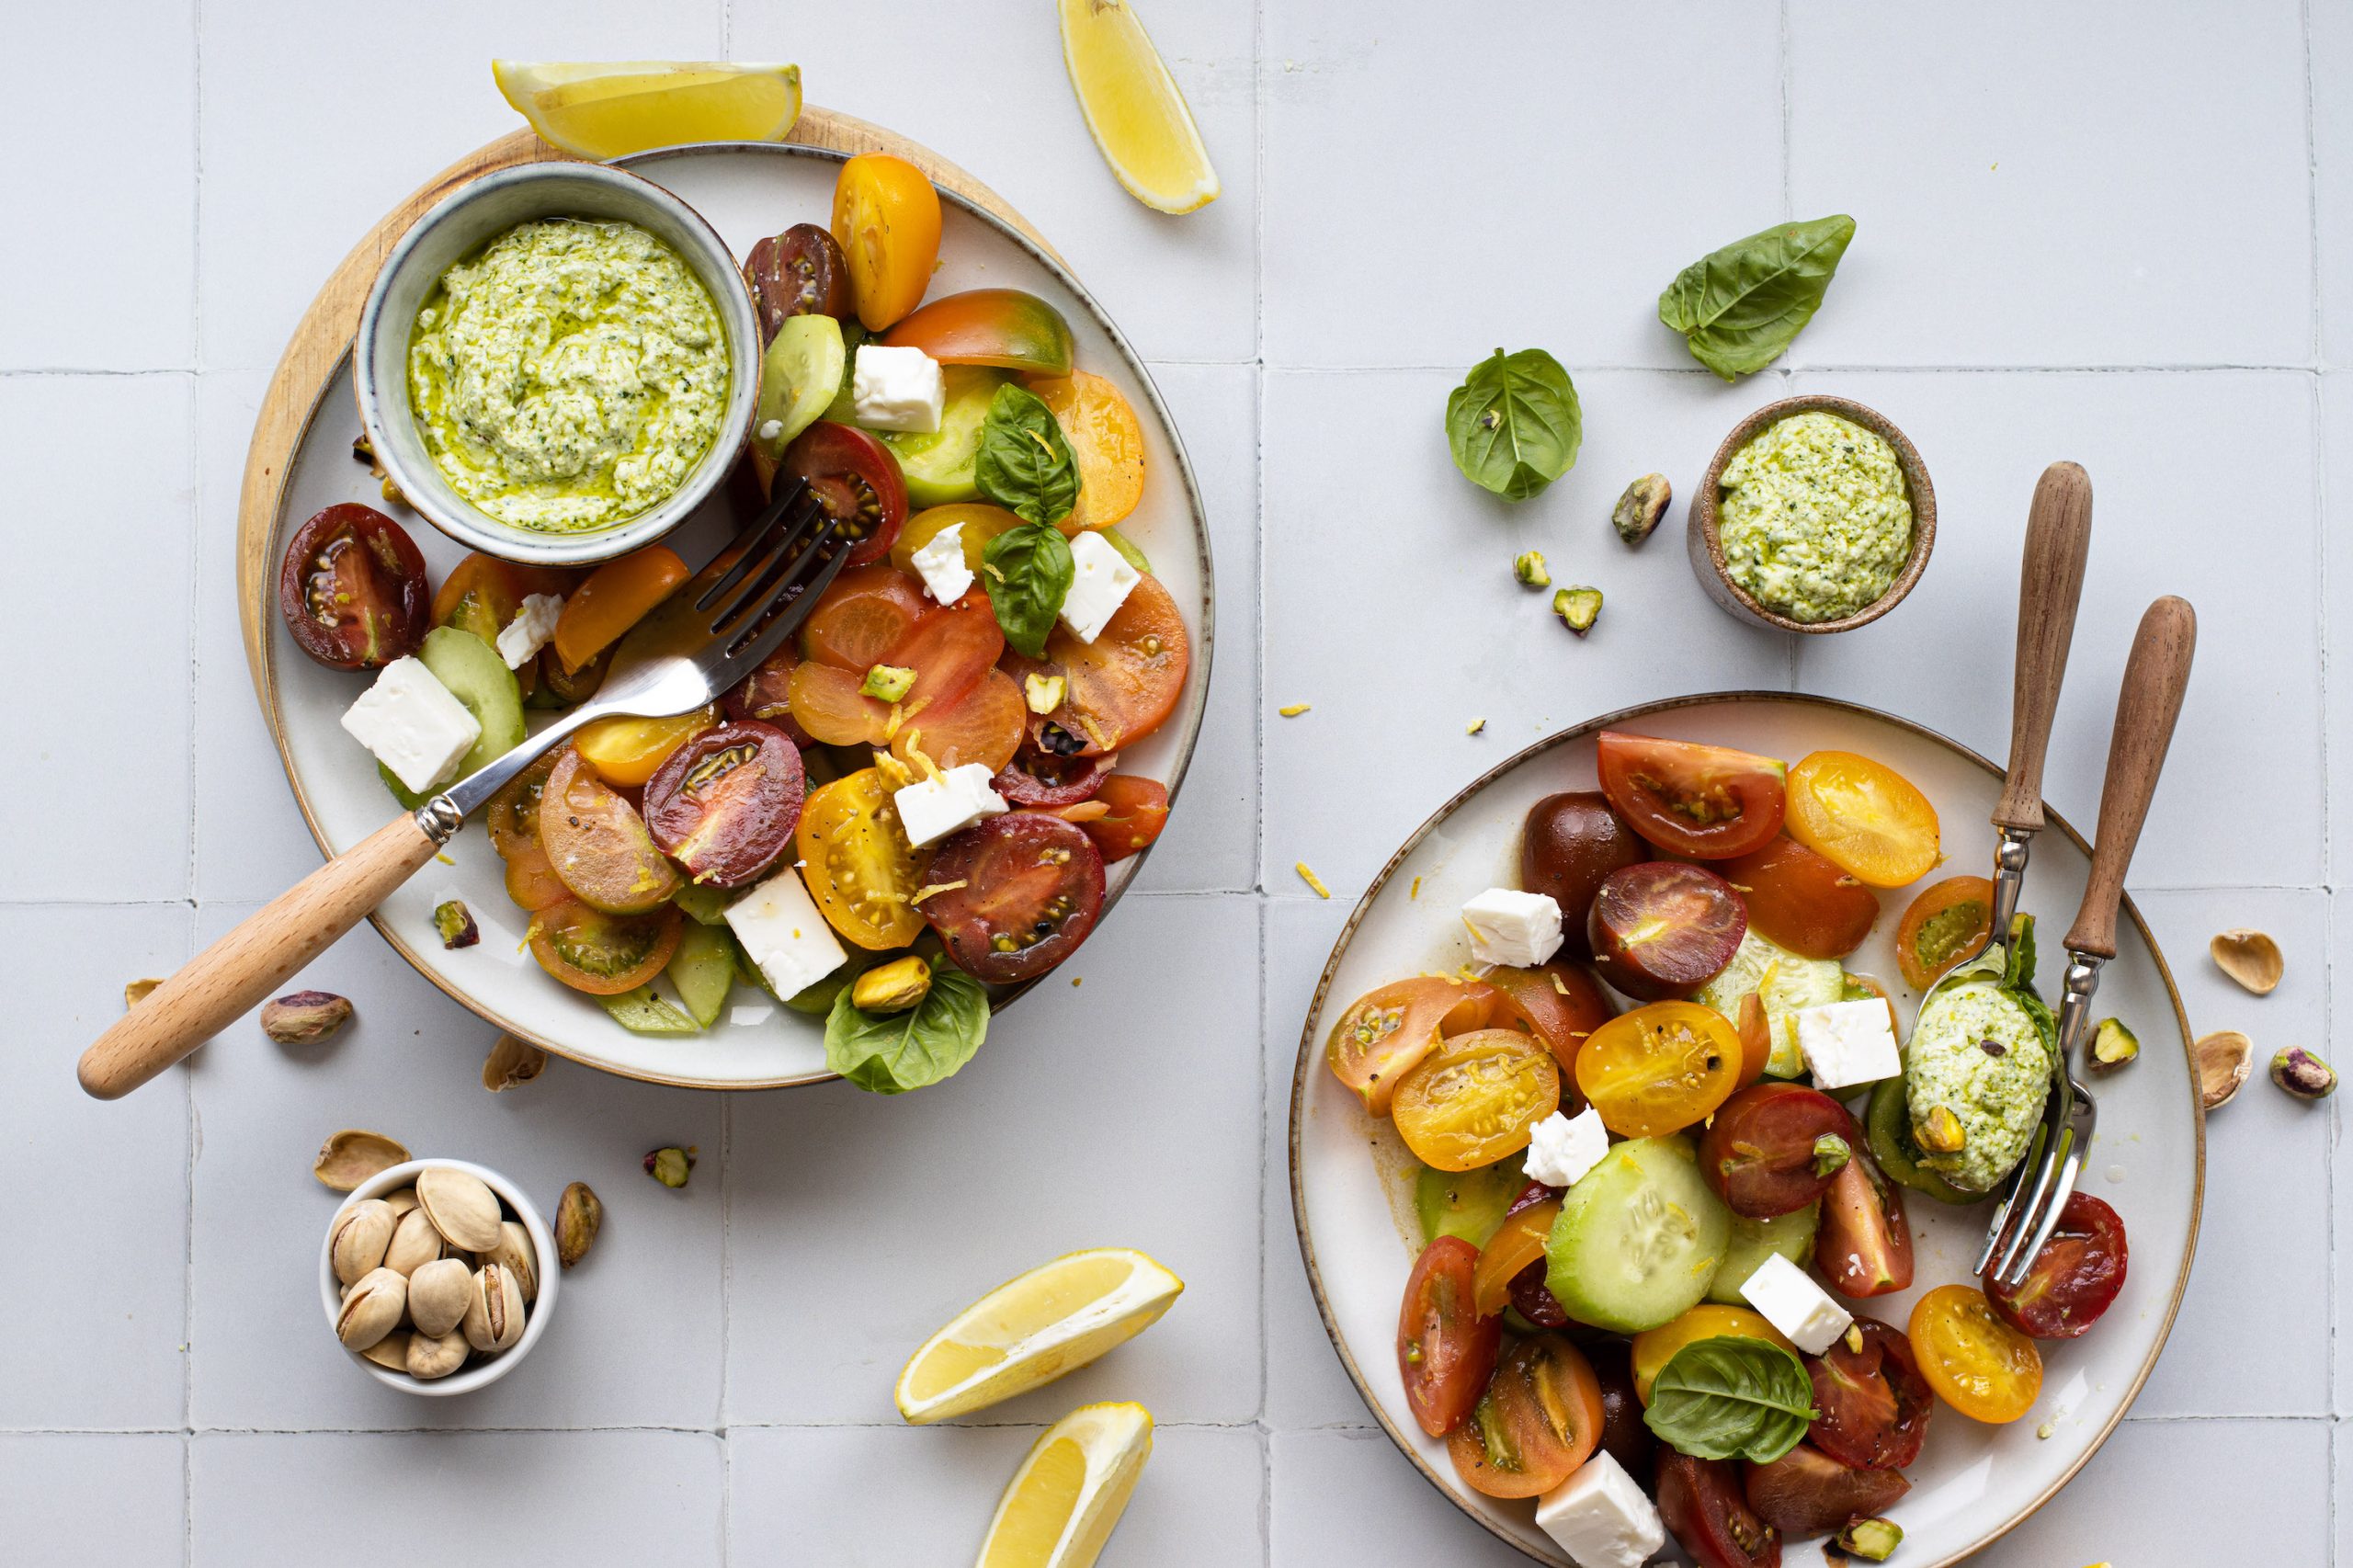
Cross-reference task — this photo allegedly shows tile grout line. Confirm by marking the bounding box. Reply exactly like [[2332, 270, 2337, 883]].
[[719, 1088, 734, 1568], [185, 0, 204, 1554], [1251, 1, 1275, 1558]]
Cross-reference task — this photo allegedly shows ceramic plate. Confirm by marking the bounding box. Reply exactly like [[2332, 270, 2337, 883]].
[[1289, 692, 2200, 1567], [256, 142, 1212, 1089]]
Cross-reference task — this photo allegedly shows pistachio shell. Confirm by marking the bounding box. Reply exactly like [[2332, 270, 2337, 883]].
[[381, 1187, 420, 1220], [556, 1182, 604, 1269], [407, 1256, 474, 1338], [329, 1199, 397, 1287], [383, 1205, 449, 1277], [358, 1331, 412, 1373], [335, 1267, 407, 1350], [462, 1263, 527, 1353], [481, 1220, 540, 1304], [405, 1326, 470, 1381], [312, 1129, 410, 1192], [483, 1032, 549, 1092], [124, 978, 163, 1008], [416, 1167, 504, 1253], [2211, 928, 2284, 995], [2196, 1029, 2254, 1108]]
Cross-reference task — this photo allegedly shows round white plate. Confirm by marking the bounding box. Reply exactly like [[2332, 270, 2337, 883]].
[[1288, 692, 2200, 1567], [256, 142, 1213, 1089]]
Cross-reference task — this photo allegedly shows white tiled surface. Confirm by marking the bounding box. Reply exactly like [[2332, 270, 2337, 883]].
[[6, 3, 2345, 1564]]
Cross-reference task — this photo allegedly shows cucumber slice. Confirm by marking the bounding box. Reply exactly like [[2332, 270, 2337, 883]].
[[822, 324, 868, 424], [1706, 1202, 1822, 1304], [1693, 930, 1844, 1078], [667, 923, 740, 1029], [1415, 1153, 1527, 1247], [751, 314, 847, 468], [672, 882, 738, 926], [379, 626, 526, 808], [1866, 1074, 1976, 1205], [878, 367, 1010, 507], [598, 984, 699, 1035], [1544, 1135, 1731, 1334]]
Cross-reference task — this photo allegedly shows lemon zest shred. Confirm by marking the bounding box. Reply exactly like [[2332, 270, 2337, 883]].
[[1295, 861, 1331, 899]]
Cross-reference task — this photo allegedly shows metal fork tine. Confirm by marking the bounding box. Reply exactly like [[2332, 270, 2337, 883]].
[[695, 478, 811, 614], [709, 501, 834, 637], [725, 528, 853, 665], [1994, 1121, 2067, 1280], [1972, 1115, 2049, 1275], [1999, 1130, 2082, 1286]]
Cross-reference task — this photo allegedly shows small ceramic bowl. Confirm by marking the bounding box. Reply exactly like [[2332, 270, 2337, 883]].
[[1687, 393, 1937, 634], [318, 1157, 557, 1397], [354, 161, 761, 568]]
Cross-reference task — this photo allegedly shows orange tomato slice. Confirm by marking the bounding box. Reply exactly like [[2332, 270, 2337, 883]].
[[831, 153, 942, 332], [1392, 1028, 1562, 1173], [1472, 1199, 1561, 1318], [1574, 1002, 1741, 1139], [1895, 875, 1995, 989], [1908, 1284, 2043, 1423], [1326, 977, 1497, 1117], [1630, 1305, 1794, 1402], [1784, 750, 1942, 889], [1029, 369, 1146, 532], [551, 544, 687, 673]]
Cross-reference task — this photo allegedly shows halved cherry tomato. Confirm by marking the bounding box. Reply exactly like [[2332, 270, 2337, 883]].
[[1586, 1341, 1655, 1488], [1742, 1443, 1910, 1538], [1587, 861, 1749, 1001], [993, 748, 1110, 808], [796, 767, 924, 949], [1325, 977, 1497, 1116], [799, 563, 929, 670], [502, 840, 572, 913], [1068, 774, 1168, 864], [920, 812, 1107, 983], [1806, 1315, 1932, 1470], [433, 554, 568, 703], [1984, 1192, 2129, 1339], [1908, 1283, 2043, 1423], [883, 289, 1075, 375], [539, 640, 610, 705], [1656, 1451, 1779, 1568], [485, 752, 559, 860], [831, 152, 942, 332], [538, 748, 683, 915], [792, 590, 1010, 755], [1895, 874, 1995, 990], [551, 544, 688, 673], [1733, 994, 1773, 1086], [1785, 751, 1941, 889], [744, 222, 852, 336], [779, 421, 910, 567], [1519, 791, 1646, 956], [1816, 1153, 1914, 1298], [1027, 369, 1144, 532], [1719, 835, 1880, 960], [278, 504, 428, 669], [1010, 571, 1190, 756], [888, 502, 1024, 577], [1397, 1236, 1501, 1437], [888, 593, 1005, 717], [1482, 961, 1614, 1086], [1631, 1305, 1795, 1402], [721, 643, 813, 745], [574, 703, 722, 789], [1472, 1198, 1561, 1317], [1699, 1083, 1859, 1220], [1575, 1002, 1741, 1139], [1597, 733, 1788, 860], [786, 663, 891, 747], [528, 899, 682, 995], [643, 720, 805, 889], [1391, 1028, 1562, 1173], [1445, 1335, 1604, 1499], [894, 667, 1027, 776]]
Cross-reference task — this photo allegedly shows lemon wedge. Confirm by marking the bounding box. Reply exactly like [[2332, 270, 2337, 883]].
[[894, 1248, 1182, 1425], [1055, 1, 1220, 214], [493, 62, 802, 159], [975, 1403, 1154, 1568]]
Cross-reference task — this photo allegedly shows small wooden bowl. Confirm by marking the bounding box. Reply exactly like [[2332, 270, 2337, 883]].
[[1687, 393, 1937, 634]]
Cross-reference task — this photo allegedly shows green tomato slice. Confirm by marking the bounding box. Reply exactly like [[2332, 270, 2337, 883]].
[[752, 314, 847, 467]]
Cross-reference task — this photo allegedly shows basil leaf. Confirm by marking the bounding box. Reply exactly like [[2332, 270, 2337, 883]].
[[1445, 348, 1582, 500], [1642, 1335, 1818, 1463], [598, 985, 700, 1036], [1999, 913, 2060, 1056], [1658, 214, 1856, 381], [975, 382, 1082, 527], [982, 521, 1074, 659], [824, 956, 990, 1094]]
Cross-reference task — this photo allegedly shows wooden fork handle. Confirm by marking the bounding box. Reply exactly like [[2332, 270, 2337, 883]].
[[2065, 597, 2196, 960], [77, 813, 442, 1100], [1993, 461, 2095, 834]]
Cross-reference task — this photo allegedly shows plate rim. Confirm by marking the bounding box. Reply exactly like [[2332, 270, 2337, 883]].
[[1285, 688, 2204, 1568], [244, 131, 1215, 1091]]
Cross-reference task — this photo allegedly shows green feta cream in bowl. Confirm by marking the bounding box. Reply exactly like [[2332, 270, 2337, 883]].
[[1905, 980, 2053, 1194], [1717, 411, 1914, 625], [407, 218, 730, 534]]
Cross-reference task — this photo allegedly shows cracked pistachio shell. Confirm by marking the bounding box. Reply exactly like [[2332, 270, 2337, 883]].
[[381, 1187, 419, 1220], [406, 1326, 470, 1381], [358, 1331, 411, 1373], [483, 1032, 548, 1092], [2196, 1030, 2255, 1109], [416, 1167, 504, 1254], [312, 1129, 410, 1192], [384, 1205, 449, 1277], [329, 1199, 397, 1287], [335, 1267, 407, 1350], [2211, 928, 2283, 995], [480, 1221, 540, 1304], [407, 1256, 473, 1338], [462, 1263, 527, 1353]]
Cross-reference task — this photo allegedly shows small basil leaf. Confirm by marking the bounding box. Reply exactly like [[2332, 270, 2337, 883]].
[[1642, 1335, 1819, 1464], [982, 521, 1074, 659], [975, 381, 1082, 527], [1445, 347, 1582, 501], [1998, 913, 2059, 1057], [1658, 214, 1856, 381], [824, 955, 990, 1094]]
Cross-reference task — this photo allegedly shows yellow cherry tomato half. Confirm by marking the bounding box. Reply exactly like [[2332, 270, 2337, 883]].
[[1784, 750, 1942, 889], [1631, 1304, 1796, 1403], [1390, 1028, 1562, 1174], [1027, 369, 1146, 532], [1574, 1002, 1741, 1140], [1907, 1283, 2043, 1424], [830, 152, 942, 332], [887, 503, 1026, 578], [573, 703, 721, 788], [795, 767, 925, 950]]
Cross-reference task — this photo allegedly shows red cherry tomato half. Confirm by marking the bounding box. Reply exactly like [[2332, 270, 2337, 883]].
[[1519, 791, 1646, 956], [1444, 1335, 1605, 1500], [1396, 1236, 1501, 1438], [993, 748, 1110, 808], [1482, 961, 1615, 1090], [1586, 861, 1749, 1002], [1006, 571, 1191, 756], [1699, 1082, 1859, 1220], [1718, 835, 1881, 960], [1815, 1153, 1915, 1299], [799, 563, 928, 671], [1597, 732, 1789, 860], [642, 721, 806, 890], [919, 812, 1107, 983], [277, 503, 429, 670], [1984, 1192, 2130, 1339], [743, 222, 852, 336], [720, 643, 814, 746], [1805, 1316, 1933, 1470], [1742, 1442, 1911, 1539], [1063, 774, 1166, 864], [1655, 1451, 1780, 1568], [777, 421, 908, 567]]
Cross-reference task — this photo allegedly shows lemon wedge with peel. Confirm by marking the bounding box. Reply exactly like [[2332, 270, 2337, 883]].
[[1056, 1, 1220, 214], [494, 62, 802, 159], [895, 1248, 1182, 1425], [976, 1403, 1154, 1568]]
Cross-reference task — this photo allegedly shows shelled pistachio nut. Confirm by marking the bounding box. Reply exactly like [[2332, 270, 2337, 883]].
[[312, 1129, 409, 1192], [383, 1205, 450, 1277], [556, 1182, 603, 1269], [329, 1199, 397, 1287], [335, 1267, 407, 1351], [406, 1327, 470, 1381], [265, 991, 353, 1045], [358, 1332, 412, 1373], [416, 1166, 504, 1253], [463, 1263, 528, 1353], [481, 1221, 540, 1304], [406, 1256, 473, 1339]]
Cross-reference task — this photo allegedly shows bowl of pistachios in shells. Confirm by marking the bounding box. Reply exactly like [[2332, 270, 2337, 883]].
[[319, 1158, 557, 1395]]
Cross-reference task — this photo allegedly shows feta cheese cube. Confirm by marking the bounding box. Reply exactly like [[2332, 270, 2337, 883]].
[[339, 656, 482, 795], [850, 344, 945, 433], [1738, 1252, 1852, 1355], [1792, 997, 1903, 1089], [909, 521, 974, 604], [893, 763, 1009, 848], [1461, 887, 1565, 968], [1534, 1450, 1664, 1568], [1524, 1107, 1609, 1189], [494, 592, 564, 670], [724, 869, 847, 1001], [1058, 529, 1141, 643]]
